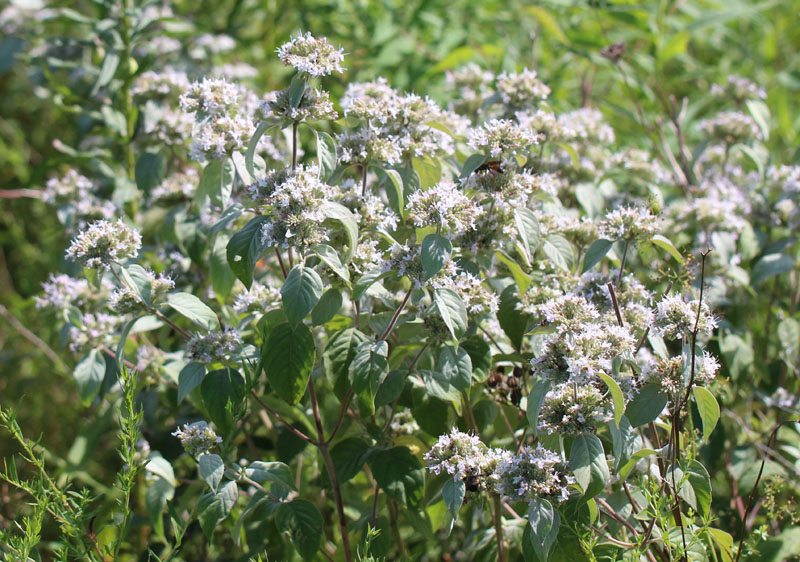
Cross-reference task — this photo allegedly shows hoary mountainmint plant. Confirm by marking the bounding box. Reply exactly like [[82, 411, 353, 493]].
[[3, 11, 800, 562]]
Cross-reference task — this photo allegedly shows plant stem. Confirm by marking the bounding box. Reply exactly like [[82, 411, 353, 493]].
[[493, 495, 507, 562], [292, 121, 299, 171], [618, 239, 631, 285], [308, 378, 353, 562], [378, 285, 413, 341], [361, 164, 368, 196]]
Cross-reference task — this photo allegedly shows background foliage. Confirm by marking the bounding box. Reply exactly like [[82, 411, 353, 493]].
[[2, 0, 800, 560]]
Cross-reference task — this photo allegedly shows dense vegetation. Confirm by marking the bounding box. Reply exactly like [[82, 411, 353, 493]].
[[1, 0, 800, 560]]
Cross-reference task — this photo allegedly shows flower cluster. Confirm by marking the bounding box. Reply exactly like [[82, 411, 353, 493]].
[[406, 181, 479, 234], [598, 205, 659, 242], [710, 74, 767, 103], [233, 281, 282, 314], [108, 271, 175, 314], [251, 165, 337, 250], [496, 445, 574, 503], [424, 430, 572, 503], [186, 329, 243, 364], [260, 87, 338, 122], [495, 68, 551, 110], [172, 421, 223, 457], [276, 32, 345, 76], [65, 219, 142, 270], [698, 111, 762, 144], [468, 119, 541, 158], [652, 294, 717, 340]]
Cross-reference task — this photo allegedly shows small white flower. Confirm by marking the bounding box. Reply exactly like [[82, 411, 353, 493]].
[[276, 32, 345, 76], [65, 219, 141, 270]]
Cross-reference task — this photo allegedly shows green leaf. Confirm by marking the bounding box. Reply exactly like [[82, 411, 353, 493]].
[[575, 183, 604, 218], [166, 292, 220, 331], [381, 168, 405, 219], [330, 438, 369, 483], [625, 384, 667, 427], [245, 461, 296, 491], [276, 499, 323, 560], [498, 284, 530, 351], [582, 239, 614, 273], [514, 208, 541, 265], [526, 379, 550, 432], [555, 141, 579, 167], [315, 130, 337, 181], [650, 234, 684, 263], [324, 328, 370, 396], [312, 244, 350, 283], [541, 235, 575, 271], [288, 73, 306, 108], [693, 386, 720, 441], [618, 448, 656, 481], [439, 346, 472, 391], [198, 453, 224, 492], [74, 349, 106, 405], [349, 341, 389, 410], [210, 234, 236, 300], [134, 151, 164, 194], [659, 31, 689, 62], [671, 461, 712, 518], [311, 288, 343, 326], [246, 120, 273, 177], [178, 362, 206, 403], [746, 99, 771, 141], [434, 288, 468, 341], [442, 478, 465, 526], [120, 264, 152, 306], [598, 372, 625, 428], [230, 150, 253, 185], [421, 234, 452, 279], [145, 456, 176, 486], [197, 158, 235, 208], [569, 434, 609, 499], [421, 370, 461, 402], [495, 250, 532, 294], [528, 498, 560, 562], [751, 253, 794, 286], [281, 265, 324, 327], [116, 315, 141, 371], [262, 322, 316, 405], [412, 155, 442, 189], [227, 215, 270, 289], [200, 369, 245, 435], [145, 477, 174, 539], [459, 153, 488, 178], [367, 446, 425, 508], [92, 49, 119, 95], [321, 201, 359, 262], [197, 481, 238, 539]]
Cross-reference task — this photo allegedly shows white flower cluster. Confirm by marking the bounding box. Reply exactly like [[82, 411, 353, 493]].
[[381, 243, 424, 285], [445, 63, 495, 117], [108, 271, 175, 314], [468, 119, 541, 158], [251, 165, 337, 250], [557, 108, 615, 144], [276, 32, 345, 76], [68, 312, 122, 355], [340, 82, 460, 160], [179, 77, 241, 115], [172, 421, 223, 457], [65, 219, 142, 270], [35, 273, 96, 310], [338, 189, 399, 232], [530, 290, 638, 434], [149, 168, 199, 203], [259, 87, 338, 122], [496, 445, 574, 503], [598, 205, 659, 242], [710, 75, 767, 103], [652, 294, 717, 341], [406, 181, 479, 234], [133, 69, 191, 102], [424, 430, 572, 503], [389, 408, 421, 435], [233, 281, 282, 314], [424, 429, 511, 492], [640, 351, 720, 395], [336, 126, 402, 166], [515, 109, 562, 141], [698, 111, 762, 144], [43, 170, 117, 225], [496, 68, 551, 109], [186, 329, 243, 364], [430, 270, 499, 315]]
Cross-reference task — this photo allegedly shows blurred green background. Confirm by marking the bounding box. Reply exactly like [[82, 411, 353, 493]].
[[2, 0, 800, 542]]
